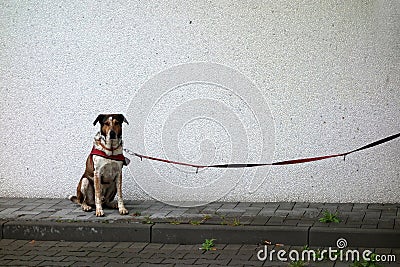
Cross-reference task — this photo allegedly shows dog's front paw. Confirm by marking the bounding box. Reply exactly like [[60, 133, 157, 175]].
[[96, 209, 105, 217], [81, 204, 92, 212], [119, 207, 129, 215]]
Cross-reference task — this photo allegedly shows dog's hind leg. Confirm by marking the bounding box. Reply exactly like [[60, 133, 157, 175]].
[[80, 177, 94, 212]]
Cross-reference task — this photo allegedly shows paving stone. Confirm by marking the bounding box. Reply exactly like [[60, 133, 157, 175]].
[[216, 209, 246, 215], [25, 250, 59, 257], [303, 208, 321, 218], [287, 210, 306, 217], [352, 203, 368, 210], [282, 219, 300, 226], [33, 255, 68, 262], [250, 202, 268, 208], [161, 258, 193, 264], [323, 203, 339, 210], [0, 208, 21, 216], [75, 261, 107, 267], [160, 243, 180, 251], [277, 202, 295, 210], [347, 215, 365, 222], [294, 202, 309, 208], [243, 206, 262, 213], [236, 202, 253, 208], [8, 260, 44, 266], [195, 258, 231, 265], [258, 208, 277, 216], [167, 209, 189, 217], [176, 244, 197, 251], [378, 220, 395, 229], [364, 211, 381, 219], [267, 217, 285, 225], [251, 216, 270, 226], [113, 242, 132, 249], [1, 254, 36, 261], [337, 204, 353, 211], [39, 261, 76, 266], [274, 210, 289, 217], [361, 224, 378, 229], [220, 203, 239, 209]]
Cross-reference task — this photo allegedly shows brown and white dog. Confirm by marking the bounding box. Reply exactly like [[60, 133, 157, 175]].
[[69, 114, 129, 217]]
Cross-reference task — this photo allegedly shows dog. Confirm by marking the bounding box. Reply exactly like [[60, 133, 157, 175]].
[[69, 114, 130, 217]]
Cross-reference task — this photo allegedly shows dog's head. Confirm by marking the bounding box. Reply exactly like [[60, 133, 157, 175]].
[[93, 114, 129, 141]]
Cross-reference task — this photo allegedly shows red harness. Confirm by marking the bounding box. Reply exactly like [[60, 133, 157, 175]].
[[90, 147, 129, 166]]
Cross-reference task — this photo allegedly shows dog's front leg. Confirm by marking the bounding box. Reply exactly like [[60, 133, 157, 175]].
[[117, 172, 128, 215], [94, 171, 104, 217]]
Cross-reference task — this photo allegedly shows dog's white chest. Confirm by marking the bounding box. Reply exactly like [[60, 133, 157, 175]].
[[93, 156, 123, 181]]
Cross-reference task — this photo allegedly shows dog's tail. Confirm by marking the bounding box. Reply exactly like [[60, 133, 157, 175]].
[[68, 195, 79, 204]]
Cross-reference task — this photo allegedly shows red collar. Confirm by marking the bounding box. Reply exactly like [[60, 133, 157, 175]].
[[90, 147, 129, 166]]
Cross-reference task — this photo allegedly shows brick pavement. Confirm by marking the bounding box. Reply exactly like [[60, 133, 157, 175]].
[[1, 239, 399, 266], [0, 198, 399, 229], [1, 198, 400, 266]]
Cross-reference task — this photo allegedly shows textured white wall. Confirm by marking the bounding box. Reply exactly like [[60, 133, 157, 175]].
[[1, 1, 399, 203]]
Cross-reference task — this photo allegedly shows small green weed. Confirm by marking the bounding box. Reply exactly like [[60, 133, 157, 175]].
[[142, 215, 153, 224], [319, 210, 340, 223], [190, 220, 201, 225], [132, 211, 141, 216], [288, 260, 306, 267], [351, 253, 383, 267], [220, 215, 228, 225], [169, 220, 181, 225], [202, 214, 212, 221], [232, 218, 241, 226], [201, 238, 216, 251]]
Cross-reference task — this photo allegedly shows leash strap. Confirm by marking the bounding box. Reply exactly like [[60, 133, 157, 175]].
[[124, 132, 400, 170]]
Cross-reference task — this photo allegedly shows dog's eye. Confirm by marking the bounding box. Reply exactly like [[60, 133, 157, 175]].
[[104, 121, 110, 126], [114, 121, 120, 125]]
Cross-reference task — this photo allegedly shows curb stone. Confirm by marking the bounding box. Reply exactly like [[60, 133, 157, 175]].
[[2, 220, 151, 242], [309, 227, 400, 248], [1, 221, 400, 247], [152, 224, 309, 245], [0, 220, 6, 239]]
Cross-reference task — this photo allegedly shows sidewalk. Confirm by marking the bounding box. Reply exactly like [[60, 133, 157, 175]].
[[1, 239, 399, 267], [0, 198, 399, 248]]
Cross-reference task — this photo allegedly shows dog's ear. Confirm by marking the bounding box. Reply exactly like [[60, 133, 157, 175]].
[[118, 114, 129, 125], [93, 114, 105, 126]]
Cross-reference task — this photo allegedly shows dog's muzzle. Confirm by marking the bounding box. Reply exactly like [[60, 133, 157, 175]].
[[109, 130, 116, 139]]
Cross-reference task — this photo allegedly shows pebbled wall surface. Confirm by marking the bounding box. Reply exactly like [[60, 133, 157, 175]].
[[1, 1, 399, 203]]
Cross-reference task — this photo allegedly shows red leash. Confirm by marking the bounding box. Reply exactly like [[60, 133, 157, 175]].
[[124, 132, 400, 172]]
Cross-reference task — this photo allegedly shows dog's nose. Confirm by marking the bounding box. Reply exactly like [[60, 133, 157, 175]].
[[109, 130, 116, 139]]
